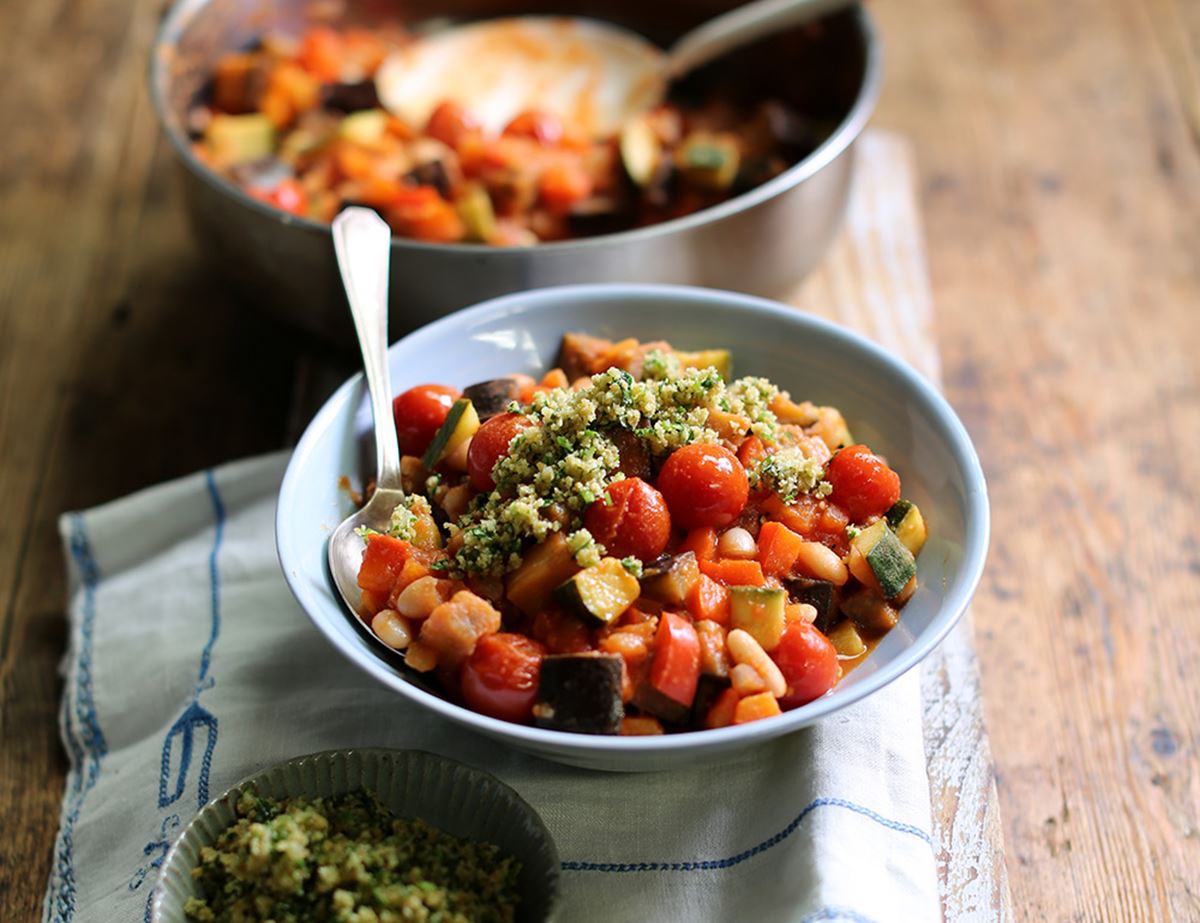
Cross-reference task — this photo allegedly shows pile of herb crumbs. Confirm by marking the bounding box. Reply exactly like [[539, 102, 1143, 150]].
[[183, 788, 521, 923], [386, 353, 830, 578]]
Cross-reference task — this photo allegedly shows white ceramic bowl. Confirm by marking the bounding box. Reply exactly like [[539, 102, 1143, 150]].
[[277, 284, 989, 772], [150, 748, 560, 922]]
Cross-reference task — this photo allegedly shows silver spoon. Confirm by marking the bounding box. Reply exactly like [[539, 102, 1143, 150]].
[[377, 0, 858, 137], [326, 207, 408, 636]]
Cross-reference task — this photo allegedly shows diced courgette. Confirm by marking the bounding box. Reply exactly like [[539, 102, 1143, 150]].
[[205, 113, 275, 166], [457, 182, 497, 242], [338, 108, 388, 144], [827, 620, 867, 658], [673, 348, 732, 380], [620, 113, 663, 187], [676, 133, 740, 190], [534, 653, 624, 734], [554, 557, 641, 626], [462, 378, 521, 421], [729, 585, 787, 652], [885, 499, 927, 556], [421, 398, 480, 469], [783, 576, 838, 633], [640, 551, 701, 606], [850, 519, 916, 599]]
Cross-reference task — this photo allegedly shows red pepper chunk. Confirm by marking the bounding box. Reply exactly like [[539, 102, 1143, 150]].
[[648, 612, 701, 709], [357, 534, 412, 594]]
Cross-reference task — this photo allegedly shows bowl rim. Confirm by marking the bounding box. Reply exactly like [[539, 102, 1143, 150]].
[[276, 282, 990, 755], [148, 0, 882, 255], [148, 747, 561, 922]]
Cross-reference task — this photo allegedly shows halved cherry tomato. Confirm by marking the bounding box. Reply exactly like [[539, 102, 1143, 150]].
[[503, 110, 563, 146], [467, 412, 533, 492], [460, 633, 545, 723], [426, 100, 482, 149], [657, 444, 749, 529], [249, 178, 308, 216], [392, 384, 460, 456], [824, 444, 901, 521], [647, 612, 701, 708], [584, 477, 671, 562], [773, 620, 839, 709]]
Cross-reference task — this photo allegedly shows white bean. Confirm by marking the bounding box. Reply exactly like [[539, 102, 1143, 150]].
[[794, 541, 849, 586], [717, 526, 758, 559], [371, 609, 413, 650], [730, 663, 768, 696], [727, 628, 787, 698], [394, 576, 446, 620]]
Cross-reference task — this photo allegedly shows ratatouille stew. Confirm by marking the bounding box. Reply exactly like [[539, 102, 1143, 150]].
[[354, 334, 928, 735], [191, 25, 824, 244]]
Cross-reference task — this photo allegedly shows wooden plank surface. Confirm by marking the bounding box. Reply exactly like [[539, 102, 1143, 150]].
[[2, 0, 1199, 921]]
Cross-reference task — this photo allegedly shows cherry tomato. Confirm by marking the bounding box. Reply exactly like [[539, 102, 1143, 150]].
[[825, 444, 901, 521], [250, 178, 308, 217], [392, 384, 460, 456], [773, 620, 840, 709], [657, 444, 749, 529], [467, 412, 533, 492], [584, 477, 671, 562], [460, 633, 545, 723], [425, 100, 482, 149], [503, 110, 563, 146]]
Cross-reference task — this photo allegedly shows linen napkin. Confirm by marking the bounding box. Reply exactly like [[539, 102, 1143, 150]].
[[45, 453, 940, 923]]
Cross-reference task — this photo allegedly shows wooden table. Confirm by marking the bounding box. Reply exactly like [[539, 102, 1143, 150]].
[[2, 0, 1198, 919]]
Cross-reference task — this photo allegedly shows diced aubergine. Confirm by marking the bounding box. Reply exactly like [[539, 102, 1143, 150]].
[[850, 520, 917, 599], [534, 653, 624, 734], [827, 619, 867, 658], [420, 398, 480, 469], [689, 672, 732, 728], [322, 79, 382, 113], [885, 499, 928, 557], [838, 585, 899, 635], [783, 576, 838, 633], [640, 551, 701, 606], [554, 558, 641, 626], [557, 332, 615, 381], [673, 349, 733, 381], [506, 532, 581, 615], [405, 160, 452, 199], [632, 682, 692, 726], [462, 378, 521, 421], [729, 586, 787, 652]]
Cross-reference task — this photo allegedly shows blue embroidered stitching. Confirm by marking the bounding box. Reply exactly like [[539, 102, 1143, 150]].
[[48, 514, 108, 923], [560, 796, 931, 873]]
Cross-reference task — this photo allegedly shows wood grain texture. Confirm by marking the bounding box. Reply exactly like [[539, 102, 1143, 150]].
[[795, 133, 1014, 922], [868, 0, 1200, 919]]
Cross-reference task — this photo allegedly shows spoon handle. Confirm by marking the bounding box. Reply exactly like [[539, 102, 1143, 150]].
[[666, 0, 857, 79], [332, 207, 403, 490]]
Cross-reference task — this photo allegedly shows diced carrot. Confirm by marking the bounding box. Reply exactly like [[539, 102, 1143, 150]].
[[538, 159, 593, 211], [681, 527, 718, 562], [387, 558, 430, 606], [335, 142, 378, 181], [359, 588, 388, 617], [388, 188, 465, 243], [687, 574, 731, 626], [621, 716, 665, 735], [297, 27, 344, 82], [357, 534, 412, 594], [737, 435, 767, 469], [704, 687, 741, 729], [540, 368, 568, 389], [733, 691, 782, 724], [757, 521, 805, 577], [698, 558, 765, 587]]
